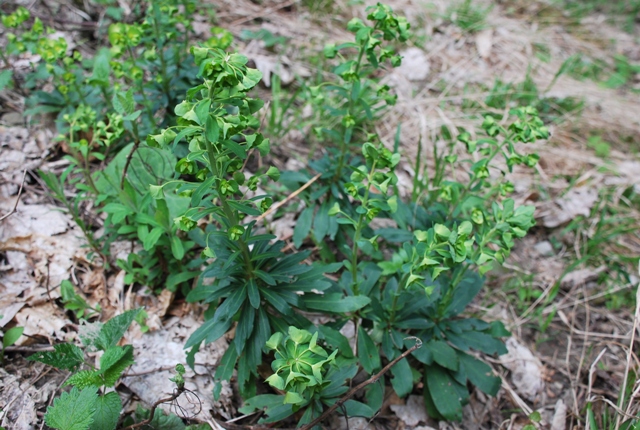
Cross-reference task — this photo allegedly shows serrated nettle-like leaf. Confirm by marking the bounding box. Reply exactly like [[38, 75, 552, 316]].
[[95, 309, 141, 351], [92, 392, 121, 430], [28, 343, 85, 371], [100, 345, 134, 387], [66, 370, 103, 389], [45, 386, 98, 430]]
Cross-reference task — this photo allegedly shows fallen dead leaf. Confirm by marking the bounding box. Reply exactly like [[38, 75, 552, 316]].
[[13, 304, 70, 344], [396, 47, 431, 81], [540, 186, 598, 228], [475, 29, 493, 58], [551, 399, 567, 430], [560, 266, 606, 289], [499, 338, 544, 402], [390, 395, 429, 427]]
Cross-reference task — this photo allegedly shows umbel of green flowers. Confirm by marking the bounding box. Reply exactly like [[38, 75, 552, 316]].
[[265, 327, 339, 408]]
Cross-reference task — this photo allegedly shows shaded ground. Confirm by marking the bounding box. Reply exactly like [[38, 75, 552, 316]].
[[2, 0, 640, 428]]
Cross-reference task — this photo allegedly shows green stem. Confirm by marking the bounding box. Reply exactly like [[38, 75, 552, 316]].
[[204, 137, 254, 274], [333, 40, 368, 184], [388, 272, 410, 328], [349, 160, 377, 295]]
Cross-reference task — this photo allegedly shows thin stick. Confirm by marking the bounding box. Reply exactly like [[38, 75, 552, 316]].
[[255, 173, 321, 223], [298, 337, 422, 430], [0, 169, 27, 222]]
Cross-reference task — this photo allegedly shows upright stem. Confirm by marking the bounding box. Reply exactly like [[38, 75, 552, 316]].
[[333, 42, 368, 184], [350, 160, 377, 295], [204, 137, 254, 274]]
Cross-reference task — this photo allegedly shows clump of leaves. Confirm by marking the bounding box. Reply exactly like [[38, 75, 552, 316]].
[[27, 309, 142, 430], [240, 327, 361, 426]]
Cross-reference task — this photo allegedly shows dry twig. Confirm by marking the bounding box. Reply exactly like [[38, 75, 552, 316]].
[[0, 169, 27, 222]]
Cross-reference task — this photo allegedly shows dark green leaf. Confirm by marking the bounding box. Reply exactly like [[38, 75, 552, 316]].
[[235, 305, 255, 355], [45, 387, 98, 430], [424, 365, 463, 421], [215, 340, 239, 381], [444, 272, 483, 317], [304, 293, 370, 313], [247, 279, 260, 309], [185, 315, 232, 348], [390, 358, 413, 398], [28, 343, 84, 371], [358, 326, 381, 374], [205, 116, 220, 143], [100, 345, 134, 387], [344, 400, 374, 418], [293, 207, 313, 248], [92, 392, 121, 430], [170, 236, 185, 260], [365, 380, 384, 412], [458, 352, 501, 396], [428, 341, 458, 371], [318, 325, 353, 358], [95, 310, 141, 351], [260, 289, 292, 316]]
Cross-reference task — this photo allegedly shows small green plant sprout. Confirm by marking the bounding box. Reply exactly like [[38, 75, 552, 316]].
[[170, 363, 186, 390], [240, 327, 357, 426], [27, 309, 142, 430], [59, 279, 101, 319], [1, 323, 24, 363]]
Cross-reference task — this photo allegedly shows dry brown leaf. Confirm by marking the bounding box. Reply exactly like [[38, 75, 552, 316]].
[[13, 305, 70, 344], [396, 47, 431, 81], [540, 186, 598, 228], [550, 399, 567, 430], [499, 338, 544, 402], [561, 266, 605, 289], [390, 395, 429, 426], [475, 29, 493, 59]]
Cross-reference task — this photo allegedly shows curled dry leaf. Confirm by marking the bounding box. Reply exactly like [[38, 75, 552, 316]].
[[390, 395, 429, 427], [396, 47, 431, 81], [551, 399, 567, 430], [13, 305, 70, 344], [475, 29, 493, 59], [560, 266, 606, 289], [499, 338, 544, 402], [540, 186, 598, 228]]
